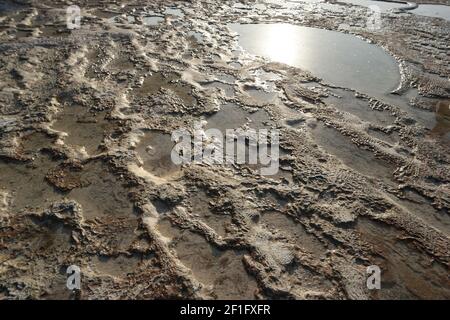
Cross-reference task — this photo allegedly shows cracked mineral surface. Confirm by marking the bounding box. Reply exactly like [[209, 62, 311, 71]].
[[0, 0, 449, 300]]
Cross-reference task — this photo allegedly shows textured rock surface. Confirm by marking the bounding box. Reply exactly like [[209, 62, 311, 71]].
[[0, 0, 448, 299]]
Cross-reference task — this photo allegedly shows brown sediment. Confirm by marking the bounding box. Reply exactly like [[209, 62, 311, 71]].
[[0, 0, 448, 300]]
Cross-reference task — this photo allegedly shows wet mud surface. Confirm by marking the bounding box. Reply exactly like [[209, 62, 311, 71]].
[[0, 0, 449, 300]]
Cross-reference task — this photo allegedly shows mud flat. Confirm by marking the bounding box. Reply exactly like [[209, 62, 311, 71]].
[[0, 0, 449, 300]]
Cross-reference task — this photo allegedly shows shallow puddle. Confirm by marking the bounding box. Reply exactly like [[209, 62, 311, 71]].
[[206, 103, 272, 132], [52, 105, 114, 155], [164, 8, 184, 18], [67, 161, 135, 220], [382, 92, 438, 130], [245, 87, 278, 104], [1, 153, 151, 220], [229, 23, 400, 97], [92, 254, 140, 277], [43, 159, 135, 220], [93, 9, 119, 19], [20, 131, 54, 155], [108, 55, 134, 72], [391, 189, 450, 235], [340, 0, 405, 12], [206, 103, 249, 133], [134, 72, 195, 105], [311, 123, 395, 183], [0, 1, 26, 15], [205, 104, 279, 176], [0, 154, 62, 213], [135, 130, 180, 178], [411, 4, 450, 21], [202, 81, 235, 97], [143, 16, 164, 26], [324, 88, 395, 126]]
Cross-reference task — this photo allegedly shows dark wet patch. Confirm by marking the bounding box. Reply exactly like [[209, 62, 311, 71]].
[[134, 72, 195, 105], [164, 8, 184, 18], [248, 108, 274, 129], [206, 103, 273, 132], [135, 130, 180, 178], [143, 16, 164, 26], [206, 103, 248, 133], [0, 1, 27, 16], [205, 103, 279, 176], [20, 131, 54, 155], [392, 189, 450, 235], [65, 161, 135, 220], [245, 87, 278, 104], [202, 81, 234, 97], [93, 9, 120, 19], [52, 104, 115, 155], [39, 159, 135, 220], [13, 28, 32, 39], [324, 89, 395, 126], [357, 217, 450, 299], [284, 118, 306, 129], [367, 128, 399, 145], [37, 25, 70, 38], [0, 154, 63, 212], [158, 223, 258, 299], [311, 123, 395, 184], [92, 254, 140, 277]]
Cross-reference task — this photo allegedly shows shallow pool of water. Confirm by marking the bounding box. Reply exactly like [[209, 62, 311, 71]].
[[411, 4, 450, 21], [165, 7, 184, 18], [340, 0, 405, 12], [143, 16, 164, 26], [229, 23, 401, 97]]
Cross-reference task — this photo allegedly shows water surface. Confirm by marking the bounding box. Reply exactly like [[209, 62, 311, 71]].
[[411, 4, 450, 21], [340, 0, 405, 12], [229, 23, 400, 97]]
